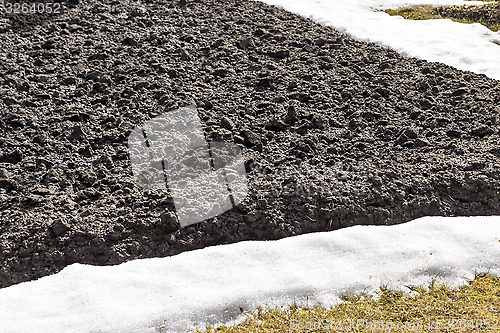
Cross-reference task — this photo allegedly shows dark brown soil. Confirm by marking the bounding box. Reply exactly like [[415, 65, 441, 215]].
[[1, 0, 500, 289], [435, 1, 500, 31]]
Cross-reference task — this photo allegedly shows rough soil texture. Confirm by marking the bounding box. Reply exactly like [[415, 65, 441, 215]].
[[435, 1, 500, 31], [0, 0, 500, 288]]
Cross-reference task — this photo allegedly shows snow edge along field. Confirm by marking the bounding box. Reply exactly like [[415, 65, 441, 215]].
[[255, 0, 500, 80], [0, 216, 499, 333]]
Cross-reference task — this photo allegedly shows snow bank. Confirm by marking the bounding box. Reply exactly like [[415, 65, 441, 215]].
[[0, 216, 499, 332], [257, 0, 500, 80]]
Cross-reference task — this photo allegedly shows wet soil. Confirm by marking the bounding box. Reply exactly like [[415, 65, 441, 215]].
[[384, 1, 500, 32], [435, 1, 500, 32], [0, 0, 500, 288]]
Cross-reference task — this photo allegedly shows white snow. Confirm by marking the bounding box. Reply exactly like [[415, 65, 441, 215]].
[[256, 0, 500, 80], [1, 216, 499, 332]]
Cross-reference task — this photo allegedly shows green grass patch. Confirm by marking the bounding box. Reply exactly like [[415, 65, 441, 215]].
[[196, 273, 500, 332]]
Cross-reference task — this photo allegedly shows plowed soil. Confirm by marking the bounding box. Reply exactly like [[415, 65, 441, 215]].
[[436, 1, 500, 31], [1, 0, 500, 288]]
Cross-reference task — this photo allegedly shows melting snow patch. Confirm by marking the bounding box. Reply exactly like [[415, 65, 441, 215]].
[[0, 216, 499, 332], [256, 0, 500, 80]]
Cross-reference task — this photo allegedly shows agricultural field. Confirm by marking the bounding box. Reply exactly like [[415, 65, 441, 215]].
[[0, 0, 499, 331]]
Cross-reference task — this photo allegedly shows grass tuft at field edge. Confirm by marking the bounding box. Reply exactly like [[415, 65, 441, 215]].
[[195, 273, 500, 332]]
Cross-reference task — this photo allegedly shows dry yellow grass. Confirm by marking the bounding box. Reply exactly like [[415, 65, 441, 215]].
[[195, 273, 500, 332]]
